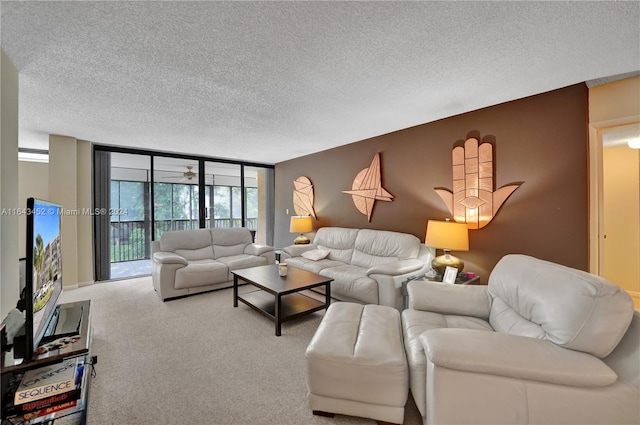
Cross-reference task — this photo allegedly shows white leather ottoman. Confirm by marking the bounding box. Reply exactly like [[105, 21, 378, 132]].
[[305, 302, 409, 425]]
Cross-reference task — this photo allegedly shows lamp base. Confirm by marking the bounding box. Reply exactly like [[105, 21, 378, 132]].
[[293, 234, 310, 245], [431, 253, 464, 277]]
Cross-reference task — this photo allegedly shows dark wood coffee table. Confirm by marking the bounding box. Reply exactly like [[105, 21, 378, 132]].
[[232, 265, 333, 336]]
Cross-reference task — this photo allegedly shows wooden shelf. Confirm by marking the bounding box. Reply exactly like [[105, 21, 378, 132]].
[[1, 300, 93, 424], [2, 300, 92, 374], [239, 290, 325, 322]]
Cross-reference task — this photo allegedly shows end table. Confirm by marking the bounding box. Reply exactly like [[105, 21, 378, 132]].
[[401, 273, 483, 309]]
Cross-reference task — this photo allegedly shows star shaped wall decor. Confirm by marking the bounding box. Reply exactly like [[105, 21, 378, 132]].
[[342, 153, 393, 221]]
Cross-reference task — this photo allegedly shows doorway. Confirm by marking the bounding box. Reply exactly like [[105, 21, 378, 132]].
[[590, 122, 640, 308], [105, 152, 152, 279]]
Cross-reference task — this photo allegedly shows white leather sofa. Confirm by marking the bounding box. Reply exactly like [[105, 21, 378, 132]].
[[281, 227, 435, 311], [151, 228, 275, 301], [402, 254, 639, 424]]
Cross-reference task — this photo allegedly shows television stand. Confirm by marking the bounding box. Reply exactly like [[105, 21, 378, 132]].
[[1, 300, 94, 424]]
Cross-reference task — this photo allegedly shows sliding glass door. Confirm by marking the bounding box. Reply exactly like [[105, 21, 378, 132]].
[[202, 162, 273, 244], [94, 152, 152, 281], [204, 161, 242, 229], [153, 157, 200, 240]]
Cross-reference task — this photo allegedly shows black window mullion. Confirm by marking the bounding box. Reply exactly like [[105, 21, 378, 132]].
[[240, 165, 246, 228]]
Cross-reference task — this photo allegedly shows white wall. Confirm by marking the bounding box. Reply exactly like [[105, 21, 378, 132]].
[[76, 141, 93, 284], [49, 135, 78, 287], [18, 161, 49, 257], [603, 146, 640, 294], [48, 135, 94, 287], [1, 48, 20, 318]]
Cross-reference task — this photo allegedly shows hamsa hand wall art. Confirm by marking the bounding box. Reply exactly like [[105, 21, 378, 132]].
[[434, 138, 521, 229], [342, 153, 393, 222], [293, 176, 316, 218]]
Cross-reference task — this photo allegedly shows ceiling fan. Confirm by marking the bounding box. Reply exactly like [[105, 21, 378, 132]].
[[182, 166, 197, 180], [163, 165, 197, 182]]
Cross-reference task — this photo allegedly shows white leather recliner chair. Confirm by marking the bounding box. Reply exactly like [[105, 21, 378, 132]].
[[402, 254, 639, 425]]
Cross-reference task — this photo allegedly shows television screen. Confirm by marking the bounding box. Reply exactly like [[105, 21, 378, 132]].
[[25, 198, 63, 359], [18, 257, 26, 294]]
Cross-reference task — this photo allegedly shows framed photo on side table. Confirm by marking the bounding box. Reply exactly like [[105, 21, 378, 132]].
[[443, 266, 458, 284]]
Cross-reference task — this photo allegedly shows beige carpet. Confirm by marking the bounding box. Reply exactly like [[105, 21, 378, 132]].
[[58, 277, 423, 425]]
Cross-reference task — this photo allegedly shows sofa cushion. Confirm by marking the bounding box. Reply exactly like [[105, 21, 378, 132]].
[[175, 246, 215, 261], [160, 229, 214, 261], [174, 260, 228, 289], [216, 254, 268, 273], [319, 264, 378, 304], [211, 228, 253, 259], [285, 257, 346, 274], [403, 309, 494, 376], [488, 254, 634, 358], [352, 229, 421, 268], [401, 309, 493, 416], [313, 227, 359, 264]]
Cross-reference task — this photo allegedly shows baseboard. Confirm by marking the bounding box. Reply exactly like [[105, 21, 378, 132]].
[[63, 280, 95, 290]]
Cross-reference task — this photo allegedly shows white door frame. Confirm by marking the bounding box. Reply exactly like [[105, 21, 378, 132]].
[[588, 115, 640, 275]]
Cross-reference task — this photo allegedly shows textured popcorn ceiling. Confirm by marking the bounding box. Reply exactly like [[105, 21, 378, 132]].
[[1, 1, 639, 164]]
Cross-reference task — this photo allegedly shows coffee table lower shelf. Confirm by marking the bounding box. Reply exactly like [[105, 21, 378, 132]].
[[232, 265, 332, 336], [238, 289, 326, 334]]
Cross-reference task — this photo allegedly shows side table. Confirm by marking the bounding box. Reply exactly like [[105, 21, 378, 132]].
[[401, 273, 483, 310], [459, 275, 482, 285]]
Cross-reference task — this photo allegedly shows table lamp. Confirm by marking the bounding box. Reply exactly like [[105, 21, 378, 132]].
[[290, 216, 313, 244], [425, 219, 469, 276]]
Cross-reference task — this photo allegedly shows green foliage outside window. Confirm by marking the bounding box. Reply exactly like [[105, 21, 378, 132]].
[[111, 180, 259, 262], [111, 181, 145, 222]]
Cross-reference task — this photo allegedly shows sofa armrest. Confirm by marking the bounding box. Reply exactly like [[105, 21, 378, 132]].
[[244, 244, 274, 256], [420, 328, 617, 387], [282, 244, 317, 258], [151, 240, 161, 255], [153, 252, 188, 266], [366, 259, 424, 276], [407, 280, 491, 319]]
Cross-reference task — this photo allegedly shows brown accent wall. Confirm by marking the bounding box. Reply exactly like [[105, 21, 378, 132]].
[[275, 84, 589, 279]]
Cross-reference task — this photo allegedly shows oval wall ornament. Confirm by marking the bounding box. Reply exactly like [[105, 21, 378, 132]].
[[293, 176, 316, 218]]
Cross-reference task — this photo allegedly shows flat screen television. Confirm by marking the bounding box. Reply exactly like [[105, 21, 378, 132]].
[[24, 197, 63, 359]]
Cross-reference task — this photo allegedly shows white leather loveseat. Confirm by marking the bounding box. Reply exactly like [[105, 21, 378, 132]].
[[151, 228, 275, 301], [281, 227, 435, 311], [402, 254, 639, 424]]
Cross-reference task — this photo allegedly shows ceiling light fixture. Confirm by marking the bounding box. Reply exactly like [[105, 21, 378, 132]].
[[18, 149, 49, 163], [627, 138, 640, 149]]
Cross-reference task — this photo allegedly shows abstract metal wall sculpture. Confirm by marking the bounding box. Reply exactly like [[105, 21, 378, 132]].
[[435, 138, 521, 229], [293, 176, 316, 218], [342, 153, 393, 222]]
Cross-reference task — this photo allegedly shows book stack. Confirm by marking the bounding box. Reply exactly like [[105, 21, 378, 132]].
[[6, 357, 84, 420]]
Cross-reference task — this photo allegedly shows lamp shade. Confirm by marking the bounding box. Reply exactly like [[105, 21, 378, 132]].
[[425, 220, 469, 251], [290, 216, 313, 233]]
